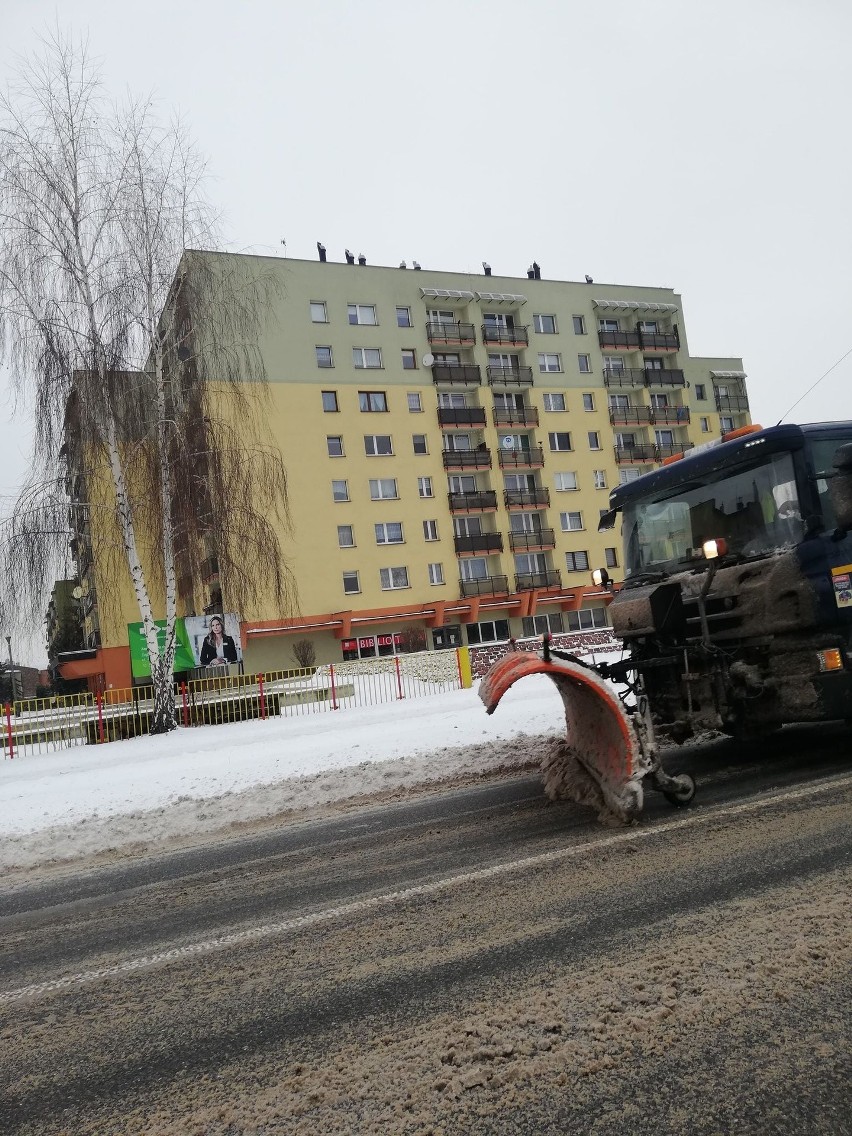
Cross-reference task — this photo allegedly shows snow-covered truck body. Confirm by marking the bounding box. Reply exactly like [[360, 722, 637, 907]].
[[480, 422, 852, 819], [601, 421, 852, 740]]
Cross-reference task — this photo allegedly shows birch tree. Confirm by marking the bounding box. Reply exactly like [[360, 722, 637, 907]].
[[0, 32, 293, 731]]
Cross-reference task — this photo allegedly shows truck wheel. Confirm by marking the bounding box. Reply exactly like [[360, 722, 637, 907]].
[[662, 773, 696, 807]]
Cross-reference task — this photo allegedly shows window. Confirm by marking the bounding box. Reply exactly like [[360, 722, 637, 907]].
[[343, 570, 360, 595], [375, 522, 404, 544], [316, 346, 333, 368], [534, 314, 558, 334], [638, 320, 658, 334], [560, 511, 584, 531], [543, 392, 566, 412], [577, 354, 591, 373], [565, 550, 590, 572], [353, 347, 383, 369], [605, 547, 618, 568], [407, 391, 422, 412], [522, 612, 564, 637], [588, 431, 601, 450], [655, 429, 674, 446], [538, 353, 562, 372], [401, 349, 417, 370], [603, 355, 624, 375], [413, 434, 428, 455], [554, 471, 578, 492], [396, 306, 412, 328], [619, 467, 642, 484], [369, 478, 398, 500], [700, 416, 710, 433], [721, 416, 734, 433], [599, 318, 619, 332], [428, 562, 445, 585], [549, 432, 572, 451], [364, 434, 393, 456], [332, 479, 349, 502], [337, 525, 355, 548], [418, 476, 434, 498], [310, 301, 328, 323], [359, 390, 388, 413], [348, 303, 377, 325], [650, 393, 668, 409], [593, 469, 607, 489], [566, 607, 609, 631], [423, 519, 439, 541], [327, 435, 344, 457], [572, 315, 586, 335], [428, 308, 456, 326], [460, 557, 488, 582], [695, 383, 707, 400], [466, 618, 510, 644], [582, 393, 595, 412], [322, 390, 338, 412], [380, 566, 409, 590]]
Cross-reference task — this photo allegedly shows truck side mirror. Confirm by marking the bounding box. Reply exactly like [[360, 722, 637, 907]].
[[829, 442, 852, 531]]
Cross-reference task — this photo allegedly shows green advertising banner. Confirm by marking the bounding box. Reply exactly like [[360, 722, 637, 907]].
[[127, 618, 196, 678]]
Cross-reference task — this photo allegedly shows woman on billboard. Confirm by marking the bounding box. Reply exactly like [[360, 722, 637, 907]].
[[200, 615, 239, 667]]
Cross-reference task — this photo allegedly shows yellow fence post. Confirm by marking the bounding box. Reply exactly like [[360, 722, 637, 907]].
[[456, 646, 473, 689]]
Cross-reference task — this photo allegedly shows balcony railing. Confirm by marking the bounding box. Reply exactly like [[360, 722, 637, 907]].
[[652, 406, 691, 425], [427, 321, 476, 345], [614, 444, 657, 464], [603, 367, 647, 389], [715, 393, 750, 412], [487, 365, 534, 387], [598, 330, 641, 351], [431, 364, 482, 385], [442, 449, 492, 470], [448, 490, 498, 513], [437, 407, 487, 428], [656, 442, 694, 460], [609, 406, 653, 426], [493, 405, 539, 427], [515, 569, 562, 592], [641, 330, 679, 351], [644, 368, 685, 387], [482, 325, 529, 346], [504, 488, 550, 509], [453, 532, 504, 556], [498, 444, 545, 469], [459, 575, 509, 597], [509, 528, 555, 552]]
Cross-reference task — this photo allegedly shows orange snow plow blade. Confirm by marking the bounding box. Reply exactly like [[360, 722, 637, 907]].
[[479, 650, 645, 820]]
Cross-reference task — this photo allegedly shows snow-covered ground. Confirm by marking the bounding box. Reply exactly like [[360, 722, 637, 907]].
[[1, 672, 592, 872]]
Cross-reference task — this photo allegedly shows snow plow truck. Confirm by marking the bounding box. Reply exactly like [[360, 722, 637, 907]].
[[481, 421, 852, 820]]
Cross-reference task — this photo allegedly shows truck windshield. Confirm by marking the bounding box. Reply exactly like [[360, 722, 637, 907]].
[[622, 451, 804, 577]]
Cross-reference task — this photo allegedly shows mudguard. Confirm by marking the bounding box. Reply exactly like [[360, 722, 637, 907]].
[[479, 650, 645, 820]]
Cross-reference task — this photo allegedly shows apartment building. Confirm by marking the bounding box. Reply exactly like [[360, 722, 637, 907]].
[[60, 250, 750, 687]]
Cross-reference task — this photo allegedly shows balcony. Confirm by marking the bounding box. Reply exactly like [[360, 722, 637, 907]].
[[641, 329, 679, 351], [615, 444, 657, 464], [493, 405, 539, 427], [453, 532, 504, 556], [442, 449, 492, 470], [656, 442, 694, 460], [432, 363, 482, 386], [598, 330, 641, 351], [437, 407, 487, 428], [603, 367, 647, 388], [609, 406, 653, 426], [652, 406, 691, 425], [427, 321, 475, 345], [482, 325, 529, 347], [448, 490, 498, 513], [505, 487, 550, 509], [515, 569, 562, 592], [487, 365, 534, 387], [644, 368, 685, 387], [460, 575, 509, 598], [509, 528, 555, 553], [715, 393, 750, 413], [498, 444, 545, 470]]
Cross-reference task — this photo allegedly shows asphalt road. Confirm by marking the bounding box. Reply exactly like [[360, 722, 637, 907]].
[[0, 725, 850, 1135]]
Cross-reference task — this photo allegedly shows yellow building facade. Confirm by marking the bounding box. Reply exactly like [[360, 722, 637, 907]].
[[67, 251, 751, 684]]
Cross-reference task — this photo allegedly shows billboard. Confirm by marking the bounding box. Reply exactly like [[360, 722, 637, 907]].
[[127, 613, 242, 678]]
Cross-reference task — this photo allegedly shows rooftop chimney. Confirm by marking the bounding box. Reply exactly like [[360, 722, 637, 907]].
[[316, 241, 327, 262], [413, 261, 421, 270], [399, 260, 407, 269], [358, 253, 366, 266], [585, 274, 593, 284], [532, 261, 541, 279], [527, 265, 535, 279], [482, 262, 491, 276], [345, 249, 355, 264]]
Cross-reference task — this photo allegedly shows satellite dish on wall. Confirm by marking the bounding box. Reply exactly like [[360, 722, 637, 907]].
[[72, 586, 83, 599], [422, 353, 435, 367], [501, 436, 516, 449]]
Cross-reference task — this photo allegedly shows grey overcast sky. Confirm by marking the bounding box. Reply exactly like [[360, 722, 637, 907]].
[[2, 0, 851, 661]]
